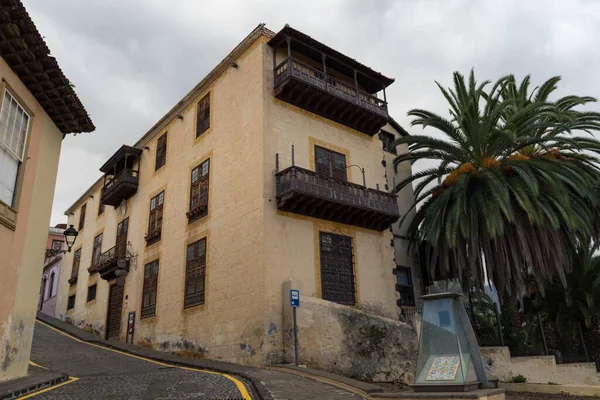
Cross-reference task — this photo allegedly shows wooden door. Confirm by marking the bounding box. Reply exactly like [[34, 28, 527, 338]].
[[116, 218, 129, 259], [106, 284, 124, 340]]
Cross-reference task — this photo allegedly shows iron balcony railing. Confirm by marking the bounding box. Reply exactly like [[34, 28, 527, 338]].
[[274, 57, 388, 117]]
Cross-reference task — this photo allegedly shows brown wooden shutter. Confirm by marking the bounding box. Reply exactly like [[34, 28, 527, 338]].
[[147, 192, 163, 242], [70, 248, 81, 285], [91, 233, 103, 271], [116, 218, 129, 259], [184, 238, 207, 308], [188, 160, 209, 221], [141, 260, 159, 318], [155, 133, 167, 170], [314, 146, 347, 181], [79, 204, 86, 230], [196, 94, 210, 137]]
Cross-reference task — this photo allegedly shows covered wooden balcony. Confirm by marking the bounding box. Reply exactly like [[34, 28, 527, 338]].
[[275, 166, 400, 231], [100, 145, 141, 207], [268, 25, 394, 136]]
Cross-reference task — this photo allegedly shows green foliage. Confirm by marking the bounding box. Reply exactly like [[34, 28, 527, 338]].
[[394, 70, 600, 296], [510, 374, 527, 383]]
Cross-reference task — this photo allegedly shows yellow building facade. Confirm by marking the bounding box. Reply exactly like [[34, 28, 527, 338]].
[[56, 24, 417, 367], [0, 1, 94, 382]]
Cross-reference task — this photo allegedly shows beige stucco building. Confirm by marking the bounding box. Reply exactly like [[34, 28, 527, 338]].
[[56, 24, 418, 368], [0, 1, 94, 382]]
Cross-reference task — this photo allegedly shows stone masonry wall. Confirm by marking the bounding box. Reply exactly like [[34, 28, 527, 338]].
[[282, 281, 418, 384]]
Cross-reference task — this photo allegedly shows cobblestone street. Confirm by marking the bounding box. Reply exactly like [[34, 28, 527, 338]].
[[29, 322, 249, 399]]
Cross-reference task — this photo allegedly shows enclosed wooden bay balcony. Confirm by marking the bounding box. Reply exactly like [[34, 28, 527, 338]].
[[276, 166, 400, 231], [269, 25, 394, 136], [100, 145, 142, 207], [95, 246, 129, 281]]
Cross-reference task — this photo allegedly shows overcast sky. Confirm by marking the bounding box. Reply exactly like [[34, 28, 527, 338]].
[[22, 0, 600, 226]]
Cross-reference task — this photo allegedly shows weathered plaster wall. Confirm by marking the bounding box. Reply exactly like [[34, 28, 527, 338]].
[[57, 37, 270, 365], [281, 281, 418, 384], [0, 53, 63, 381], [481, 346, 600, 385]]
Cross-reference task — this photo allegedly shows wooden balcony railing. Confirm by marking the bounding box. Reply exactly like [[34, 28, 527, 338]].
[[274, 57, 389, 119], [275, 166, 399, 231], [101, 168, 139, 207]]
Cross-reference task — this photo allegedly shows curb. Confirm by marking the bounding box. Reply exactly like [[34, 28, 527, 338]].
[[35, 315, 274, 400], [0, 369, 68, 400]]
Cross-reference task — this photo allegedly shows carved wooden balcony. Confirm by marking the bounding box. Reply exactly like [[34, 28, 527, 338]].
[[273, 58, 389, 136], [100, 168, 139, 207], [95, 246, 129, 281], [276, 166, 399, 231]]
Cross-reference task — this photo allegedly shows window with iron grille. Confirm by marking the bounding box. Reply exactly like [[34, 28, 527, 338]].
[[98, 200, 104, 216], [79, 204, 86, 230], [52, 240, 63, 251], [379, 130, 397, 155], [187, 159, 209, 222], [196, 94, 210, 137], [87, 284, 97, 302], [141, 260, 159, 318], [91, 233, 103, 270], [69, 248, 81, 285], [315, 146, 347, 181], [184, 238, 206, 308], [67, 295, 75, 310], [396, 266, 415, 306], [319, 232, 355, 305], [146, 191, 164, 244], [0, 89, 30, 207], [155, 133, 167, 170]]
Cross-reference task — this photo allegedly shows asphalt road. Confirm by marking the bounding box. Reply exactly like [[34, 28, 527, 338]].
[[29, 322, 251, 399]]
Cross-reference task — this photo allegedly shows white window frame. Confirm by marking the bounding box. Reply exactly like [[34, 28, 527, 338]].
[[0, 89, 30, 162]]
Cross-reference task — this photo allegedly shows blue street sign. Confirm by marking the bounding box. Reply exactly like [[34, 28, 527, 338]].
[[290, 289, 300, 307]]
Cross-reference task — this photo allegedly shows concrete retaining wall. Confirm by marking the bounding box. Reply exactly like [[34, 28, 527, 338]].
[[481, 346, 600, 385]]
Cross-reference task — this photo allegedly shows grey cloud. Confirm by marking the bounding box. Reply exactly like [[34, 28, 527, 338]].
[[19, 0, 600, 225]]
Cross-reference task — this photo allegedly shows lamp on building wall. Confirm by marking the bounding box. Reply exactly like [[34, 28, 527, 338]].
[[63, 224, 78, 253]]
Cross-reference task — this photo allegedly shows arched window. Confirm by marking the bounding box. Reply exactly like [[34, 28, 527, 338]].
[[48, 273, 55, 299]]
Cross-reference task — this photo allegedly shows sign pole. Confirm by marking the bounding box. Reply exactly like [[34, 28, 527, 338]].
[[293, 306, 298, 366]]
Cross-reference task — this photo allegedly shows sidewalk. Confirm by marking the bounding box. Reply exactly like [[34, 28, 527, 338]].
[[0, 365, 67, 400], [35, 313, 371, 399]]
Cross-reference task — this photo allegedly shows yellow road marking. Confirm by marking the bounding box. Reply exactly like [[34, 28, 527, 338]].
[[17, 376, 79, 399], [28, 361, 48, 370], [35, 320, 251, 399]]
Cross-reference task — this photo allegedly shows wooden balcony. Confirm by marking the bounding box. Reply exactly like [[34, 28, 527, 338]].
[[276, 166, 399, 231], [95, 246, 129, 281], [101, 168, 139, 207], [274, 58, 389, 136]]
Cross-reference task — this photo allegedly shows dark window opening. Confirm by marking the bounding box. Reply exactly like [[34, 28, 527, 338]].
[[67, 295, 76, 310], [315, 146, 347, 181], [379, 130, 397, 155], [396, 266, 415, 306], [155, 133, 167, 170], [196, 94, 210, 137], [319, 232, 355, 305], [69, 248, 81, 285], [98, 200, 104, 215], [91, 233, 103, 271], [187, 159, 210, 222], [87, 284, 97, 302], [52, 240, 63, 251], [184, 238, 207, 308], [78, 204, 86, 230], [141, 260, 159, 318], [146, 191, 164, 244]]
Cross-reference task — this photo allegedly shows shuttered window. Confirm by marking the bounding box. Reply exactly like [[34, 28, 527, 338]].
[[184, 238, 206, 308], [146, 191, 164, 244], [67, 295, 76, 310], [379, 130, 397, 155], [91, 233, 103, 271], [196, 94, 210, 137], [69, 248, 81, 285], [0, 89, 30, 207], [320, 232, 355, 305], [87, 284, 97, 302], [141, 260, 159, 318], [315, 146, 347, 181], [187, 159, 209, 222], [79, 204, 86, 230], [155, 133, 167, 170]]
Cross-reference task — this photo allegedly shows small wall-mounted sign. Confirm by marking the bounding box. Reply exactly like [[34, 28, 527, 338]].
[[290, 289, 300, 308]]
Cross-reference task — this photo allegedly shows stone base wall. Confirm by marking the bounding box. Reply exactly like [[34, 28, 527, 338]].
[[481, 346, 600, 385], [282, 280, 418, 384]]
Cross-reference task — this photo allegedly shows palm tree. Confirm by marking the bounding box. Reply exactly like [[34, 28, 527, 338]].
[[394, 70, 600, 297]]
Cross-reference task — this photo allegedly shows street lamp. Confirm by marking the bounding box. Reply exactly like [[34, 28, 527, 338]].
[[63, 224, 78, 253]]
